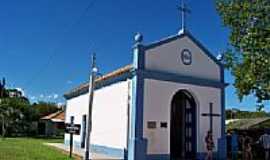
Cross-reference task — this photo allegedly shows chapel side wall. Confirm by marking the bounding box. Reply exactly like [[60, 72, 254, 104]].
[[65, 93, 89, 147], [143, 79, 222, 155], [90, 80, 130, 149], [145, 36, 221, 81], [64, 80, 130, 149]]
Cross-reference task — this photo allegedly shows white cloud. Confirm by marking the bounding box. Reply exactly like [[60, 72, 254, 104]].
[[57, 102, 64, 107], [53, 94, 59, 99], [39, 94, 44, 98], [67, 80, 73, 84], [30, 96, 36, 100], [16, 88, 25, 96]]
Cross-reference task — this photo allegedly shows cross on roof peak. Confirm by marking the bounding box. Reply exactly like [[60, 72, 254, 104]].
[[178, 0, 191, 32]]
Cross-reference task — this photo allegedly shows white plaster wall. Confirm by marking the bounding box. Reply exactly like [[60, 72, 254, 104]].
[[145, 36, 220, 81], [143, 79, 221, 155], [64, 80, 130, 150]]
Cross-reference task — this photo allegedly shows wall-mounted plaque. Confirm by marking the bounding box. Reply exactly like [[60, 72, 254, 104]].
[[147, 121, 156, 129], [160, 122, 168, 128]]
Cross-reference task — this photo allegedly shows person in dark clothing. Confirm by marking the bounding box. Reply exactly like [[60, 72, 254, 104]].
[[227, 132, 232, 159]]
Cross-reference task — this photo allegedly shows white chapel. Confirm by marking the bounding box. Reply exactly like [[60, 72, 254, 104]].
[[63, 7, 227, 159]]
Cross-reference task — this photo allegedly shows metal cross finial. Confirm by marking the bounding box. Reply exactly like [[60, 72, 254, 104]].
[[178, 0, 191, 31]]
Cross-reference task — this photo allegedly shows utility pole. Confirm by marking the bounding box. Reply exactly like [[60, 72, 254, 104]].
[[84, 53, 98, 160]]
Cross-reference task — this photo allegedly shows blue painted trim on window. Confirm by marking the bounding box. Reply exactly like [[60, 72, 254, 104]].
[[146, 154, 170, 160], [137, 69, 226, 89], [143, 30, 224, 69], [128, 42, 147, 160]]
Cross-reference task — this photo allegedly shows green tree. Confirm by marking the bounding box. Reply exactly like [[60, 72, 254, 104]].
[[216, 0, 270, 108], [0, 98, 24, 138], [33, 101, 60, 118]]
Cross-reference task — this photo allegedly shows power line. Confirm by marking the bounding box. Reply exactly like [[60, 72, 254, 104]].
[[24, 0, 97, 88]]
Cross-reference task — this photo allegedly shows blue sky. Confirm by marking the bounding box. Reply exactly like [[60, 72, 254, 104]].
[[0, 0, 262, 110]]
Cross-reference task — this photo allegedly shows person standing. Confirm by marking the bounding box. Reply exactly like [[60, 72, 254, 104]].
[[205, 131, 215, 160], [243, 134, 253, 160], [227, 131, 232, 159], [257, 129, 270, 160]]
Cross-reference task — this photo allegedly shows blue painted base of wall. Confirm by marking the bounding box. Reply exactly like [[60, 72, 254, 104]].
[[146, 153, 219, 160], [64, 140, 125, 159], [64, 139, 227, 160], [128, 137, 148, 160], [146, 154, 170, 160], [91, 144, 125, 158], [218, 137, 227, 160]]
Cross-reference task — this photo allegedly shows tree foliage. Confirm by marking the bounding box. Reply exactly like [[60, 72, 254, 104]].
[[0, 99, 60, 138], [226, 109, 270, 119], [32, 101, 60, 119], [0, 98, 27, 138], [216, 0, 270, 106]]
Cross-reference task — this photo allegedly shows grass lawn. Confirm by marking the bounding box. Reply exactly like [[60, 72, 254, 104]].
[[0, 138, 74, 160]]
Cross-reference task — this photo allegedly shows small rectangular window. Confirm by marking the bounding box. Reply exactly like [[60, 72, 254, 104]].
[[70, 116, 74, 123], [160, 122, 167, 128], [147, 121, 156, 129]]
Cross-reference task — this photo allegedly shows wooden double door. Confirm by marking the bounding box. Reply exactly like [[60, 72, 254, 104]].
[[170, 90, 196, 160]]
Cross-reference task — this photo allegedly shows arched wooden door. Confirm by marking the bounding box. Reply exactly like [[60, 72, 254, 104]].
[[170, 90, 196, 160]]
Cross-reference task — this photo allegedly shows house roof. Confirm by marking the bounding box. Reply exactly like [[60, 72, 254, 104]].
[[64, 64, 132, 99], [226, 117, 270, 130], [41, 111, 65, 123]]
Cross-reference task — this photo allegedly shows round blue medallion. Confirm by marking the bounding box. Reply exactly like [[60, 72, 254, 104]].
[[181, 49, 192, 65]]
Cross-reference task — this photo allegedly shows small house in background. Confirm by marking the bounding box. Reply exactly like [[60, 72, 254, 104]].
[[39, 111, 65, 137], [7, 89, 23, 98]]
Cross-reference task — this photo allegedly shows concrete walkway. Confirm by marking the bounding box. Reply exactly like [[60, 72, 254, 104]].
[[45, 143, 122, 160]]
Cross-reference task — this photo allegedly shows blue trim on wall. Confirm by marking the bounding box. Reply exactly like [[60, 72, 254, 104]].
[[219, 67, 227, 160], [146, 154, 170, 160], [91, 144, 125, 158], [128, 41, 147, 160], [64, 140, 125, 158], [138, 69, 226, 89], [185, 31, 224, 68], [64, 140, 81, 150], [144, 34, 184, 50], [196, 152, 206, 160]]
